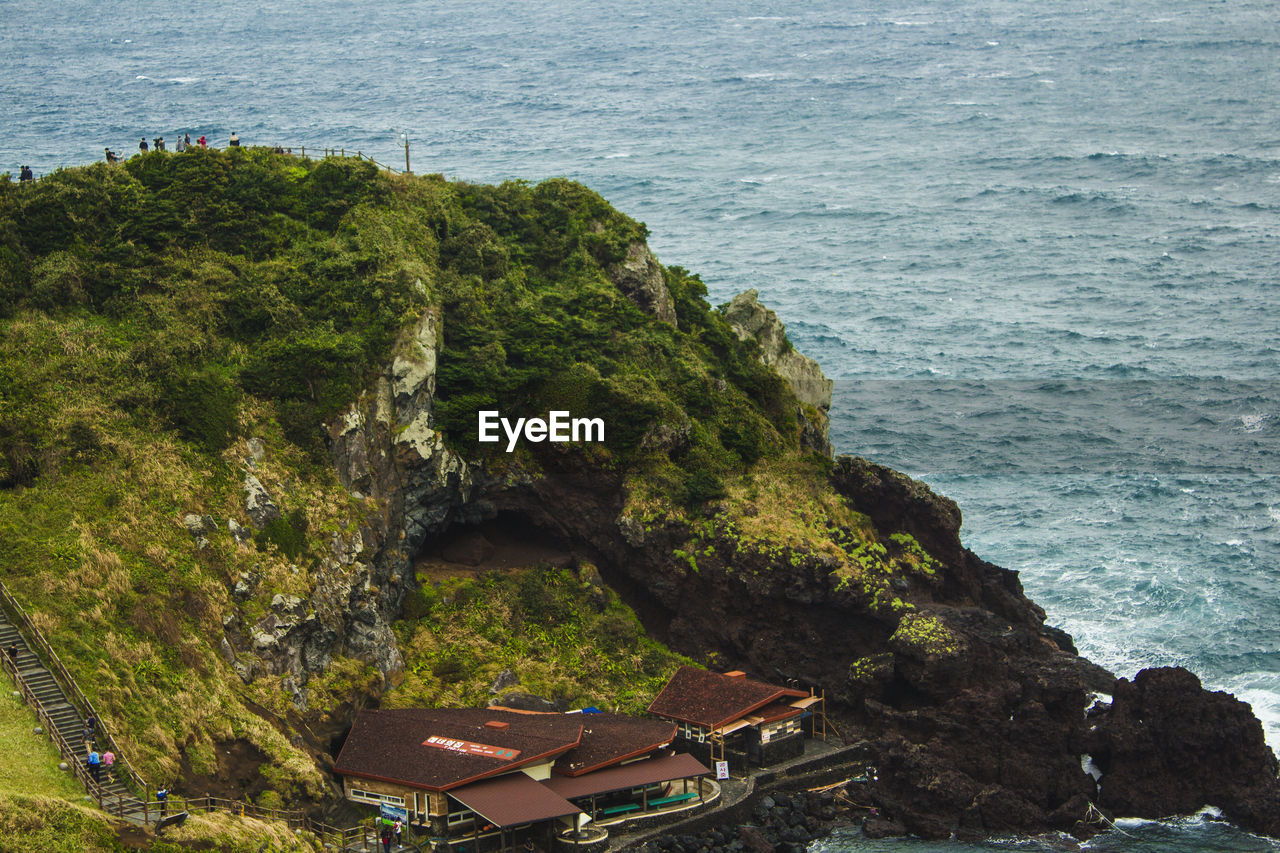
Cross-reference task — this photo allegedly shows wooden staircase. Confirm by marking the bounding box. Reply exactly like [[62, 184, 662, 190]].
[[0, 586, 156, 825]]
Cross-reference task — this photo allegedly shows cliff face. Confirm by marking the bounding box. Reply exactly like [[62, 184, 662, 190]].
[[4, 158, 1277, 841], [308, 287, 1280, 840]]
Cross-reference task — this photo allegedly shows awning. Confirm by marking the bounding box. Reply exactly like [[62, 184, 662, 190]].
[[712, 719, 752, 737], [543, 752, 710, 800], [450, 773, 581, 828], [789, 696, 822, 710]]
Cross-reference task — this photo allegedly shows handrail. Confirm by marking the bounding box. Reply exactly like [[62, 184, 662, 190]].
[[1, 647, 148, 822], [125, 143, 410, 175], [0, 580, 149, 801], [1, 582, 372, 843]]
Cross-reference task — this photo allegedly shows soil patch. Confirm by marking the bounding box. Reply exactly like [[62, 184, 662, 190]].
[[177, 739, 270, 802]]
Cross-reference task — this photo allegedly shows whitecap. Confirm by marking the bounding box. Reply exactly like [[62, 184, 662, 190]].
[[167, 77, 201, 84], [604, 152, 631, 159], [135, 75, 150, 80], [891, 20, 931, 26], [1240, 413, 1266, 432], [986, 41, 999, 46]]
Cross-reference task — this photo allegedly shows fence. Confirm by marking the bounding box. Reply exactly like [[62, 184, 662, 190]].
[[0, 580, 150, 803]]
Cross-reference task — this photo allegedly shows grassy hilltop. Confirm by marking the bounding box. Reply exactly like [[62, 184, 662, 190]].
[[0, 150, 931, 843]]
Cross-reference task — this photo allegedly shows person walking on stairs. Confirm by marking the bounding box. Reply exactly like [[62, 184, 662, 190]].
[[87, 748, 101, 784]]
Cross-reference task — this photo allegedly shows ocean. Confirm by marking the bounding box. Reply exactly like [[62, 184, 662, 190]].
[[2, 1, 1278, 849]]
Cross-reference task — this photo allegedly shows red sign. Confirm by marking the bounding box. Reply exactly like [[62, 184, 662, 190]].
[[423, 736, 521, 761]]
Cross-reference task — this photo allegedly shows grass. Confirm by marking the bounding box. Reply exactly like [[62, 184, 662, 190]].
[[0, 672, 85, 800], [0, 152, 952, 822], [392, 564, 691, 713]]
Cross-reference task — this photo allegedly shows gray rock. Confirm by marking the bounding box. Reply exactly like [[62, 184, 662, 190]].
[[227, 517, 252, 545], [489, 669, 520, 695], [245, 437, 266, 464], [243, 474, 281, 529], [723, 289, 833, 455], [607, 241, 678, 326], [616, 515, 646, 548], [270, 594, 304, 615]]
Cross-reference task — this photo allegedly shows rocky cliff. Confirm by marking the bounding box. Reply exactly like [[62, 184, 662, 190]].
[[306, 284, 1279, 840], [3, 156, 1276, 842]]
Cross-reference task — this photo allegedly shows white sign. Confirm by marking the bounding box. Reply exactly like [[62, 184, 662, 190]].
[[715, 760, 730, 780]]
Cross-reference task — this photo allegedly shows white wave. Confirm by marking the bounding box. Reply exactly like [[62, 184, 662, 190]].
[[746, 16, 786, 21], [891, 20, 932, 26], [1240, 413, 1266, 432], [167, 77, 201, 84], [987, 40, 1000, 46], [604, 152, 631, 159], [135, 75, 151, 80]]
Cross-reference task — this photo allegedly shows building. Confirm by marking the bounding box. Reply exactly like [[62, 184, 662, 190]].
[[646, 667, 824, 773], [334, 708, 712, 851]]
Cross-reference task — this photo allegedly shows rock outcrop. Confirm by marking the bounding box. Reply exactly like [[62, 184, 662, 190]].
[[221, 307, 485, 707], [608, 241, 678, 326], [221, 264, 1279, 841], [723, 289, 833, 455], [1088, 667, 1280, 837]]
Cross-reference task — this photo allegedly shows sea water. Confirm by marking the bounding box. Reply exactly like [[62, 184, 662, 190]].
[[2, 1, 1278, 849]]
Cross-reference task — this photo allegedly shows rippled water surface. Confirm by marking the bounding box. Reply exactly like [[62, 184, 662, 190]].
[[3, 2, 1278, 849]]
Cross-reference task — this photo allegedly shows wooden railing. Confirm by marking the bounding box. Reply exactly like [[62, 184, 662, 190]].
[[0, 580, 150, 804], [0, 644, 151, 821], [0, 580, 381, 843]]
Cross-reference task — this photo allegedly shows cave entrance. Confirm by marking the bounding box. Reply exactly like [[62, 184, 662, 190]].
[[414, 512, 575, 581]]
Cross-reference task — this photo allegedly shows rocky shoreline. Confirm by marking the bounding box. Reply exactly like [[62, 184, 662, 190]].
[[231, 250, 1280, 842]]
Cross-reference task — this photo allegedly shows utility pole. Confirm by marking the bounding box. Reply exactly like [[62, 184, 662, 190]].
[[401, 132, 411, 175]]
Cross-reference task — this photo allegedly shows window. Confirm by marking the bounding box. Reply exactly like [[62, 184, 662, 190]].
[[350, 789, 405, 807]]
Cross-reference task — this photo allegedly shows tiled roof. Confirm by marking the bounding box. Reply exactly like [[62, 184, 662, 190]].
[[334, 708, 583, 791], [553, 714, 676, 776], [646, 666, 808, 730], [544, 751, 710, 799], [450, 773, 581, 828]]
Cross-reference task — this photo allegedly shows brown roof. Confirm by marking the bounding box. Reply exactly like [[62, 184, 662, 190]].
[[749, 702, 805, 725], [334, 708, 583, 791], [646, 666, 808, 730], [554, 714, 677, 777], [543, 751, 711, 800], [449, 773, 581, 828]]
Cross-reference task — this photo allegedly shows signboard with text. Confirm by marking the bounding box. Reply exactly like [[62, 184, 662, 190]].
[[715, 760, 730, 780], [380, 803, 407, 822], [423, 735, 521, 761]]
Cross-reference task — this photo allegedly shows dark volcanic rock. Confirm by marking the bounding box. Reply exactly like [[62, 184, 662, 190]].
[[1088, 667, 1280, 837]]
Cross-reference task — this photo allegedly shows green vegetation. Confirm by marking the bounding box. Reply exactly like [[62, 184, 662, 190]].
[[889, 613, 964, 658], [0, 675, 86, 800], [394, 564, 689, 713], [0, 150, 949, 830]]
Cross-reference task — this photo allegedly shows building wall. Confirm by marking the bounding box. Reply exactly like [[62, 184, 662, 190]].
[[343, 776, 440, 822]]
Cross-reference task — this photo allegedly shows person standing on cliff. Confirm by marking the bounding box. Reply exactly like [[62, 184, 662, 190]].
[[228, 132, 240, 147], [139, 137, 148, 153]]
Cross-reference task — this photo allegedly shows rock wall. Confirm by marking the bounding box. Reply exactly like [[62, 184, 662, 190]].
[[215, 276, 1280, 841], [722, 290, 833, 456]]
